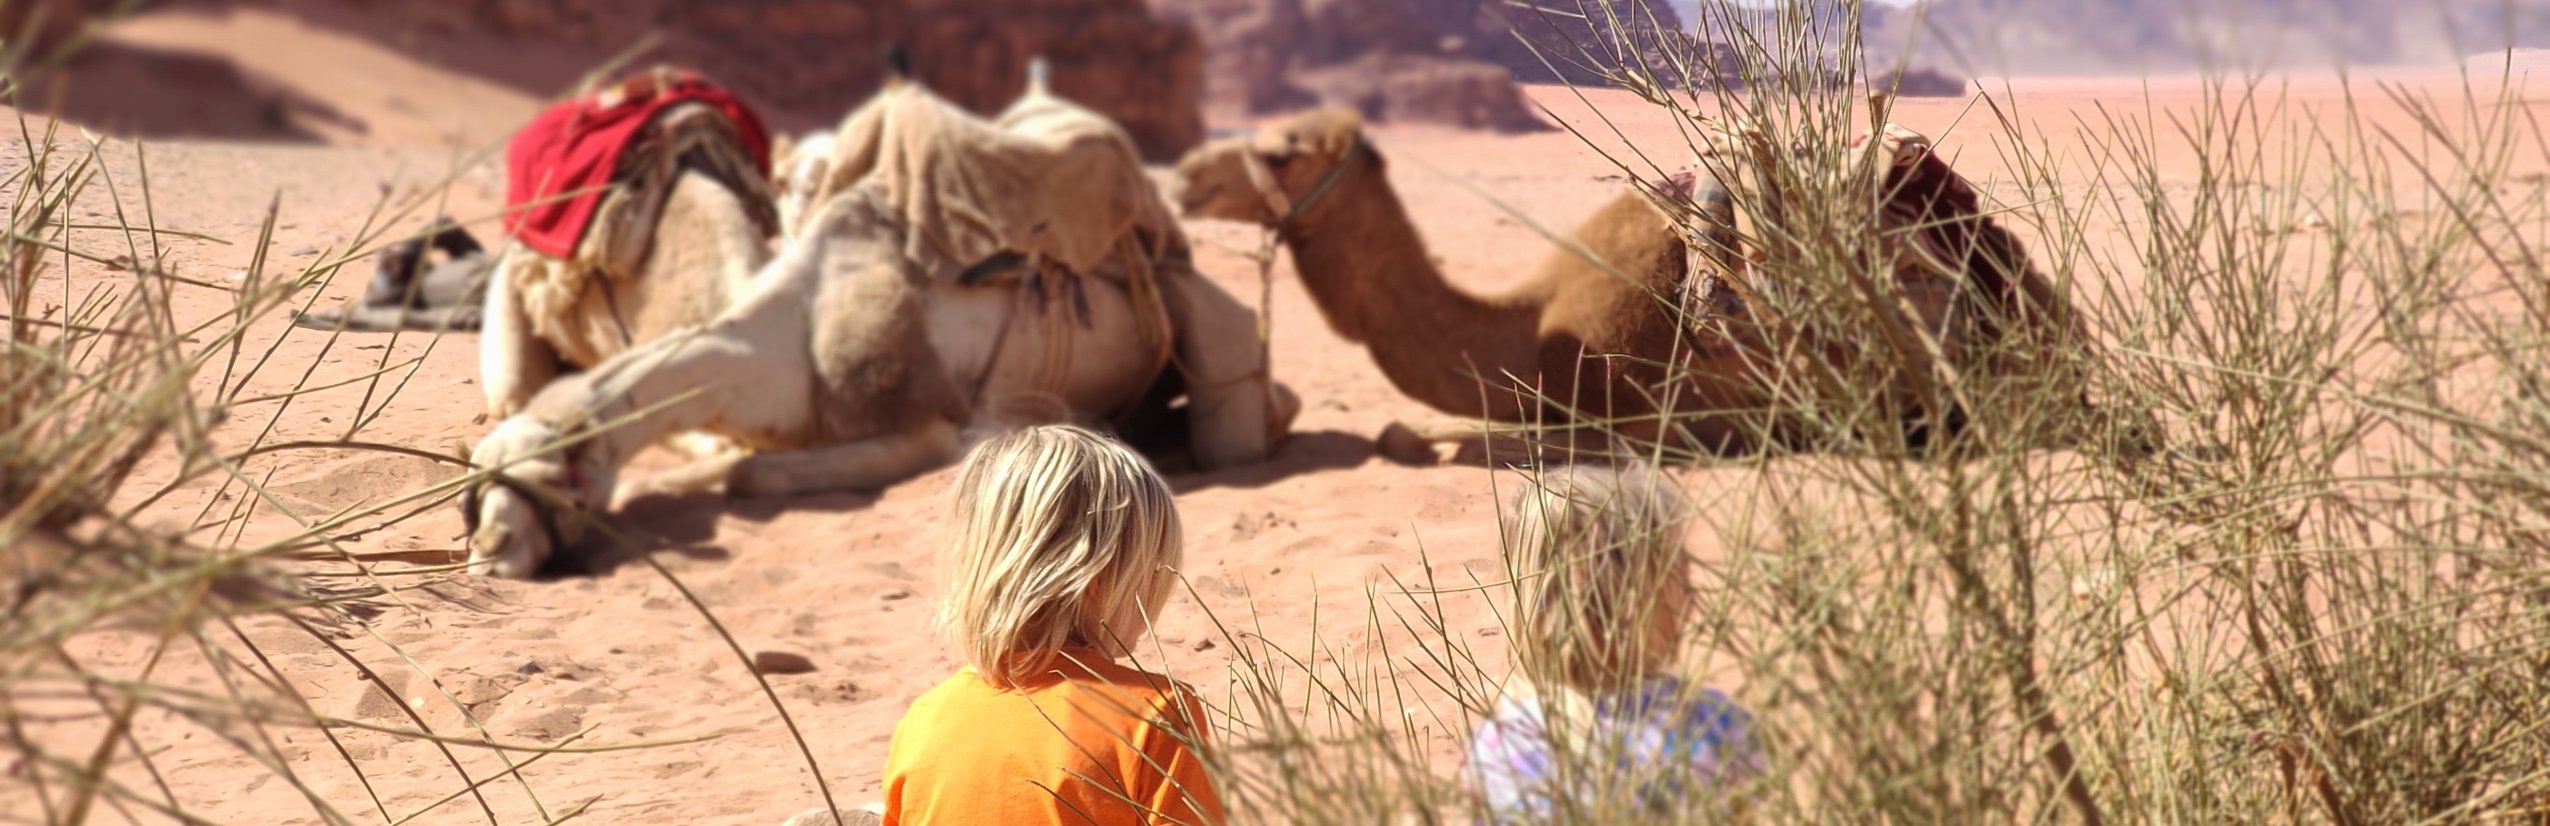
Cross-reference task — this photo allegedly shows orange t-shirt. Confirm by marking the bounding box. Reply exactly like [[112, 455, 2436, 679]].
[[882, 648, 1226, 826]]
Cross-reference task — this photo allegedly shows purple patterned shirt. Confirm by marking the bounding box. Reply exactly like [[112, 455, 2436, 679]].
[[1464, 675, 1762, 822]]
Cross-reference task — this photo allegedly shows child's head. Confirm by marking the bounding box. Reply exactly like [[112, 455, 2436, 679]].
[[937, 425, 1184, 686], [1500, 466, 1694, 694]]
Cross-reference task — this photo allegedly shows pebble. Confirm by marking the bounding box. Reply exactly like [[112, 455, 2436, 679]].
[[752, 651, 817, 675]]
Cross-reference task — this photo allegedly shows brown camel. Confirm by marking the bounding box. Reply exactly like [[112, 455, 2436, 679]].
[[1171, 108, 2093, 458]]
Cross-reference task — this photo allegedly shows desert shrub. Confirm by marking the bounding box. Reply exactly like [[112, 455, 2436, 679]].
[[0, 18, 845, 820], [1177, 2, 2550, 823]]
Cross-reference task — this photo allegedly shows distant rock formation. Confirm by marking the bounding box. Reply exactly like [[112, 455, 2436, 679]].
[[1157, 0, 1693, 132], [1292, 52, 1550, 131], [1873, 66, 1969, 97], [1, 0, 110, 62], [224, 0, 1209, 159], [1480, 0, 1694, 85]]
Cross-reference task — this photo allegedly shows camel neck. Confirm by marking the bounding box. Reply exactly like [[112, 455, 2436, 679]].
[[1281, 165, 1546, 420]]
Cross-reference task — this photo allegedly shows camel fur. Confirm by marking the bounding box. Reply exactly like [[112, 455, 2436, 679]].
[[1171, 108, 2094, 458], [772, 128, 836, 241], [464, 76, 1300, 578]]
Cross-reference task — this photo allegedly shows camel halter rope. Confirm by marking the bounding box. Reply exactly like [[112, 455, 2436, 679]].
[[1241, 136, 1365, 236], [1236, 137, 1367, 410]]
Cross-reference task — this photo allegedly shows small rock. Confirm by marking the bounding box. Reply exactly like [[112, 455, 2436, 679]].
[[289, 245, 320, 256], [879, 587, 913, 601], [1375, 421, 1441, 466], [752, 651, 817, 675], [515, 660, 544, 676], [1191, 638, 1216, 652]]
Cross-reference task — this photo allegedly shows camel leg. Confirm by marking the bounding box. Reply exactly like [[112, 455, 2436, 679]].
[[609, 447, 750, 507], [543, 322, 813, 488], [1155, 262, 1291, 470], [480, 252, 561, 417], [467, 309, 813, 577], [725, 419, 962, 498], [1375, 418, 1615, 467]]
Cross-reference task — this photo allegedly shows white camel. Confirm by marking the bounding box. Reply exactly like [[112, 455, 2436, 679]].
[[772, 127, 836, 241], [464, 70, 1298, 578]]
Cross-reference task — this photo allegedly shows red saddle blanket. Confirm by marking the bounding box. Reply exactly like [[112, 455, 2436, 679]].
[[502, 70, 771, 258]]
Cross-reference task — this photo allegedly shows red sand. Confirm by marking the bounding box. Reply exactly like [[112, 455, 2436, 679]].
[[9, 7, 2550, 824]]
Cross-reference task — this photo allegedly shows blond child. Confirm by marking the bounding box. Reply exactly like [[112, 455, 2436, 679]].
[[882, 425, 1224, 826], [1465, 467, 1763, 822]]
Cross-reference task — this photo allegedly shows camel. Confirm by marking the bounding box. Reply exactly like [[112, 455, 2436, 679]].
[[771, 128, 836, 241], [463, 69, 1298, 578], [1169, 107, 2091, 458]]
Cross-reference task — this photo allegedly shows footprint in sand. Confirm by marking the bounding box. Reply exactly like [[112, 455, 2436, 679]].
[[267, 450, 460, 516]]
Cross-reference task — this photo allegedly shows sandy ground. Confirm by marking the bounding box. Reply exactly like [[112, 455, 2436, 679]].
[[9, 6, 2550, 825]]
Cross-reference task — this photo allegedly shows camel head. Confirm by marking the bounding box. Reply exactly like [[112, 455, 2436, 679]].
[[773, 129, 837, 240], [1171, 108, 1374, 227], [462, 416, 603, 578]]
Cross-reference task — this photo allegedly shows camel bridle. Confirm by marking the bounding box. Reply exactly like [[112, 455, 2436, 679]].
[[459, 465, 583, 569], [1243, 136, 1366, 234]]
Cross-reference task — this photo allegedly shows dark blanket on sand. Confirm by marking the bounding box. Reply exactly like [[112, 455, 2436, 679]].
[[291, 222, 492, 333]]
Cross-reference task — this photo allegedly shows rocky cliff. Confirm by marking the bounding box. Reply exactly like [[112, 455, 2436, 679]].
[[1156, 0, 1688, 131], [238, 0, 1208, 158]]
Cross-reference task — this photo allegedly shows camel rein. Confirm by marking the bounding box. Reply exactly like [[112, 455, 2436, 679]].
[[1232, 137, 1365, 426]]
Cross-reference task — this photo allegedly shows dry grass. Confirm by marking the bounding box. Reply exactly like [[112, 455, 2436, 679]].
[[1, 10, 839, 822], [1170, 1, 2550, 823]]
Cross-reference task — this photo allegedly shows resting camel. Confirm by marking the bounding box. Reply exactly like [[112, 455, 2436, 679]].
[[477, 72, 782, 419], [463, 69, 1297, 578], [1171, 107, 2093, 458]]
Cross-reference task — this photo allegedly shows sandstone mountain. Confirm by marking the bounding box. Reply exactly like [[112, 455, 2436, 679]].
[[1157, 0, 1693, 132]]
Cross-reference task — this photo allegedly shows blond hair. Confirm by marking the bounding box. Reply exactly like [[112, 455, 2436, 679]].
[[1500, 466, 1694, 694], [937, 425, 1184, 686]]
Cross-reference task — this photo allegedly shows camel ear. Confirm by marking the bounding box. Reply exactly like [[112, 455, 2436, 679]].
[[1249, 126, 1296, 162]]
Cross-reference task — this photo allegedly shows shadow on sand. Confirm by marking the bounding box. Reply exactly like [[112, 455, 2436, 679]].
[[15, 40, 367, 142], [531, 427, 1398, 578]]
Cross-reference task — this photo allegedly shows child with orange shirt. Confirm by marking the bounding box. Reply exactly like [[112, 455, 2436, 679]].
[[882, 425, 1225, 826]]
